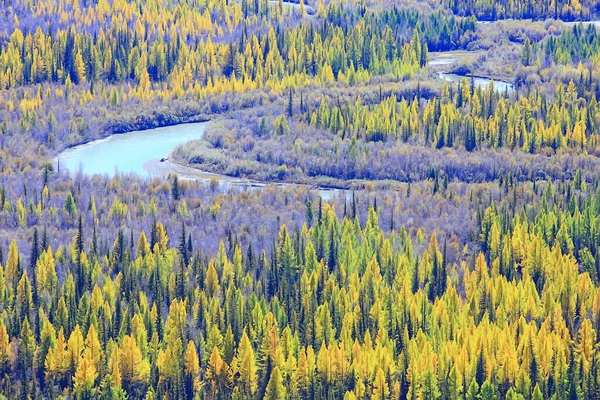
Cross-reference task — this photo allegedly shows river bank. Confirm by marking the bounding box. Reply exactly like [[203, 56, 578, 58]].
[[55, 121, 356, 200], [144, 157, 350, 200], [438, 72, 515, 91]]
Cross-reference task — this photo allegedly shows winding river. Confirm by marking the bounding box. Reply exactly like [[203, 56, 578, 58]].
[[56, 58, 512, 199], [56, 122, 345, 200]]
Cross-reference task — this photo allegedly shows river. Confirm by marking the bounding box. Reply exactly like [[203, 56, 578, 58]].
[[57, 123, 206, 176], [563, 20, 600, 27], [55, 70, 510, 200], [269, 0, 315, 14], [438, 72, 515, 91], [429, 51, 515, 91], [55, 122, 345, 201]]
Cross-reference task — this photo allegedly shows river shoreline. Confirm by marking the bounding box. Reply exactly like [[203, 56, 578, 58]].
[[438, 72, 515, 91], [143, 157, 350, 200], [54, 39, 513, 192], [55, 120, 356, 200], [56, 113, 212, 154]]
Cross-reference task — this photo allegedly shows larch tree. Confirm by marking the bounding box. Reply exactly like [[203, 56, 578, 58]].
[[264, 366, 287, 400], [119, 334, 150, 393], [73, 350, 98, 399]]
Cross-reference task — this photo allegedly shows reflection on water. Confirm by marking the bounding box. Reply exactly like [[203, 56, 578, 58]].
[[438, 72, 515, 91], [57, 123, 206, 176]]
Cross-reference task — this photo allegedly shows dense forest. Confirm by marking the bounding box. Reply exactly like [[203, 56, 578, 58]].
[[444, 0, 600, 21], [2, 167, 600, 399], [4, 0, 600, 398]]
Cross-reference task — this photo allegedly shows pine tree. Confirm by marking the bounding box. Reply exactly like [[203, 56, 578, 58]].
[[206, 347, 228, 398], [67, 325, 85, 383], [30, 227, 39, 309], [171, 175, 180, 201], [466, 378, 479, 400], [479, 380, 497, 400], [475, 347, 486, 386], [16, 272, 33, 333], [18, 318, 36, 397], [45, 328, 68, 384], [184, 341, 200, 397], [576, 318, 596, 374], [5, 239, 20, 290], [236, 331, 258, 396], [288, 87, 294, 117], [373, 368, 390, 399], [73, 350, 97, 399], [521, 37, 532, 66], [99, 346, 126, 399], [120, 335, 150, 393], [75, 214, 85, 295], [264, 366, 286, 400], [0, 324, 10, 374], [136, 231, 150, 259], [64, 192, 77, 217], [179, 222, 188, 266], [73, 50, 86, 84], [84, 324, 103, 373]]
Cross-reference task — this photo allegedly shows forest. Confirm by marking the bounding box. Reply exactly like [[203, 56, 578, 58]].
[[444, 0, 600, 21], [3, 0, 600, 398]]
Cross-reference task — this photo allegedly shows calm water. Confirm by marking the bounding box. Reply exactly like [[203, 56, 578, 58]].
[[439, 73, 515, 91], [56, 122, 348, 200], [57, 123, 207, 176]]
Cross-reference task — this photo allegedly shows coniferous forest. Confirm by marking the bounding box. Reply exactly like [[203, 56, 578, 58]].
[[5, 0, 600, 398]]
